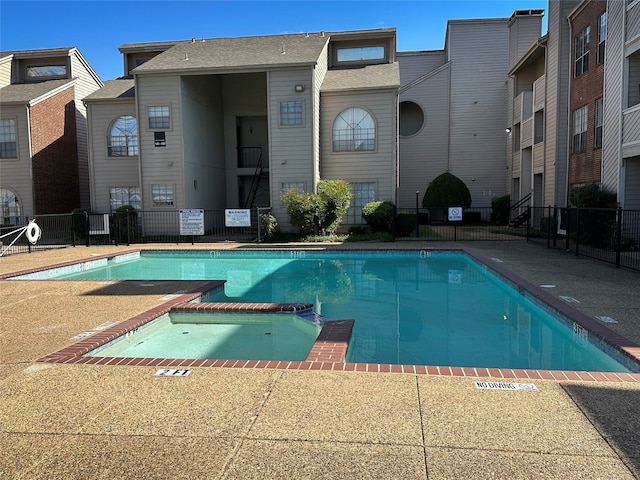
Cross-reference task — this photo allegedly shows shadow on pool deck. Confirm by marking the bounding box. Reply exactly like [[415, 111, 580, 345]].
[[1, 241, 639, 479]]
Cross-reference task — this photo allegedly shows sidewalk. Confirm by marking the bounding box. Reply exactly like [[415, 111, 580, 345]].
[[1, 241, 639, 479]]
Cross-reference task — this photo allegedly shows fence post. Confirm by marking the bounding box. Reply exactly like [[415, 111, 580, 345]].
[[85, 212, 90, 247], [615, 207, 623, 268], [126, 212, 131, 246], [27, 216, 32, 253], [415, 191, 420, 239], [547, 205, 551, 248], [575, 208, 581, 256], [565, 208, 571, 251], [392, 205, 397, 241], [552, 206, 557, 248], [256, 207, 261, 244]]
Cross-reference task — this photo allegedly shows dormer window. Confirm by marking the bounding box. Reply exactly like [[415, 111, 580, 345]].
[[337, 46, 385, 62], [26, 65, 67, 79]]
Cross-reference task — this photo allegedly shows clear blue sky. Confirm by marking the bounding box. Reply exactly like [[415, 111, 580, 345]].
[[1, 0, 548, 81]]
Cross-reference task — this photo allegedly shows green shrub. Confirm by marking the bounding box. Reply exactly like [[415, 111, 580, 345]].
[[569, 184, 617, 248], [422, 172, 472, 209], [317, 179, 353, 234], [490, 194, 511, 225], [282, 180, 352, 236], [395, 213, 416, 237], [569, 184, 617, 208], [259, 213, 279, 241], [362, 200, 394, 233]]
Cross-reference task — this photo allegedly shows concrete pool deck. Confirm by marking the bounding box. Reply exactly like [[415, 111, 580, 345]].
[[1, 241, 639, 479]]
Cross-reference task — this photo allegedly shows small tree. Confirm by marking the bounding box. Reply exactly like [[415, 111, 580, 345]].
[[362, 200, 394, 233], [282, 179, 352, 236], [490, 194, 511, 225], [422, 172, 472, 208], [569, 184, 617, 248]]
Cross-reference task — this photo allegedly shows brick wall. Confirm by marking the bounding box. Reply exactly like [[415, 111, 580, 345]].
[[30, 86, 80, 214], [568, 0, 606, 193]]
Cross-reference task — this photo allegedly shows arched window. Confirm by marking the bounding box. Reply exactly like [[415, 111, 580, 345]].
[[107, 115, 138, 156], [0, 188, 21, 225], [332, 107, 375, 152]]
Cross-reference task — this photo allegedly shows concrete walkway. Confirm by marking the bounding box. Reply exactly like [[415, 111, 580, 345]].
[[1, 241, 639, 479]]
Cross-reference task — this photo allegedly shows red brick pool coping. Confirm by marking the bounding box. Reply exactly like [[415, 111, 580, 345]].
[[6, 248, 639, 383]]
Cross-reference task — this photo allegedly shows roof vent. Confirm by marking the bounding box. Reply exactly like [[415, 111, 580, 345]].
[[184, 53, 189, 61], [320, 31, 325, 37], [281, 45, 286, 55], [191, 38, 195, 43]]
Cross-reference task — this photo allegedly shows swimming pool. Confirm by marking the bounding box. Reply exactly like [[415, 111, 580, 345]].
[[32, 249, 638, 373]]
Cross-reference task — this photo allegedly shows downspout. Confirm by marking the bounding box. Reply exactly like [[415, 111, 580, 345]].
[[84, 101, 97, 211], [133, 73, 143, 211]]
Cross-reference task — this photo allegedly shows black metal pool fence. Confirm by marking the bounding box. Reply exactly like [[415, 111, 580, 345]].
[[1, 206, 639, 271]]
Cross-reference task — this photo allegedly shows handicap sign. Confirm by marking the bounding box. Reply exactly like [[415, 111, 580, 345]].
[[448, 207, 463, 221]]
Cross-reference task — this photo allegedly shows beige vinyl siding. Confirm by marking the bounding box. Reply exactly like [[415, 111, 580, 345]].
[[602, 0, 625, 193], [625, 158, 640, 208], [508, 14, 543, 71], [313, 43, 329, 188], [0, 105, 34, 216], [398, 51, 446, 87], [0, 58, 11, 88], [268, 68, 315, 223], [86, 102, 138, 213], [447, 20, 509, 208], [545, 0, 579, 207], [320, 90, 397, 204], [398, 63, 450, 208], [181, 75, 225, 209], [70, 52, 103, 210], [136, 75, 184, 210], [627, 2, 640, 40]]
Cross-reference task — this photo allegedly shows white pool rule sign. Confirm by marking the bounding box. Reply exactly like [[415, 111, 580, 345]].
[[448, 207, 463, 221], [179, 209, 204, 235], [225, 209, 251, 227]]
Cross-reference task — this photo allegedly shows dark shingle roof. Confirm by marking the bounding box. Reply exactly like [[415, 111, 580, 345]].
[[132, 33, 329, 74], [0, 79, 74, 104], [83, 79, 135, 102], [321, 63, 400, 92]]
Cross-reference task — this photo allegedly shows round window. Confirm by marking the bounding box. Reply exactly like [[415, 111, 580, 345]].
[[399, 101, 424, 137]]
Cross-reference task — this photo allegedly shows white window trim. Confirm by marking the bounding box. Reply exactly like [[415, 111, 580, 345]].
[[278, 100, 305, 128], [332, 106, 377, 153], [0, 117, 18, 160], [147, 105, 172, 131], [150, 183, 176, 208]]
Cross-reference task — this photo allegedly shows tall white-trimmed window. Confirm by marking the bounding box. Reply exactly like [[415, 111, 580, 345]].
[[332, 107, 375, 152], [280, 101, 303, 126], [107, 116, 138, 157], [0, 188, 20, 225], [148, 106, 170, 129], [574, 26, 590, 77], [347, 182, 376, 224], [151, 184, 174, 206], [595, 98, 603, 149], [597, 12, 606, 64], [0, 119, 17, 158], [572, 105, 588, 153], [109, 187, 141, 211]]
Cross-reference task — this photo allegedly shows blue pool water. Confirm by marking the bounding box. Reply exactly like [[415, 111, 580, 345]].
[[88, 312, 320, 361], [49, 250, 634, 372]]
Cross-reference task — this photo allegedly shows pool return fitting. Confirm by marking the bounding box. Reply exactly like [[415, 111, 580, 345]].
[[0, 219, 41, 256]]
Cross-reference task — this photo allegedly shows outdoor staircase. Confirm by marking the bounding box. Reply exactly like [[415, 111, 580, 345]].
[[509, 193, 531, 228], [244, 151, 264, 209]]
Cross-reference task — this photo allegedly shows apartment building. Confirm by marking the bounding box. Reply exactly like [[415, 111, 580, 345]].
[[84, 29, 399, 228], [0, 48, 103, 222]]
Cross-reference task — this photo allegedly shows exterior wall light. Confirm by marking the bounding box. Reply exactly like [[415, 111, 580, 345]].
[[295, 84, 305, 92], [505, 127, 512, 133]]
